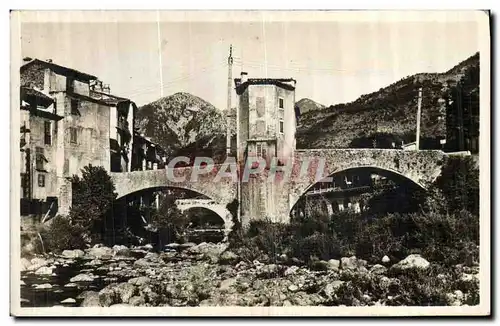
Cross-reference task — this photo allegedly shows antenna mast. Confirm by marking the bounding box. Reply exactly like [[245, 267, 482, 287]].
[[226, 44, 233, 155]]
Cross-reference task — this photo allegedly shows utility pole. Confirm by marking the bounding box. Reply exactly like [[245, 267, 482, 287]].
[[156, 10, 164, 98], [456, 82, 464, 151], [226, 45, 233, 156], [416, 87, 422, 151]]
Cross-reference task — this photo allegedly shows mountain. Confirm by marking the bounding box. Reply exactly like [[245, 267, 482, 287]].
[[296, 52, 480, 149], [296, 98, 326, 115], [136, 92, 229, 162]]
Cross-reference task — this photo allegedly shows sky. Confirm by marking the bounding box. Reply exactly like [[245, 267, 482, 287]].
[[19, 12, 480, 109]]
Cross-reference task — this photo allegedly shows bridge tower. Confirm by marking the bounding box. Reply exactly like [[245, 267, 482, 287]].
[[234, 72, 297, 225]]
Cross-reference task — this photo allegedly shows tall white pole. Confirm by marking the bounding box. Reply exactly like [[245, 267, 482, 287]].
[[226, 45, 233, 155], [157, 10, 164, 98], [416, 87, 422, 151]]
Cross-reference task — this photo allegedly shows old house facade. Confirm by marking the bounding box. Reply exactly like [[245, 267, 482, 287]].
[[19, 58, 166, 217]]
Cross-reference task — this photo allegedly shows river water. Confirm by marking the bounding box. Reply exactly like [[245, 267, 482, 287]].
[[20, 232, 224, 308]]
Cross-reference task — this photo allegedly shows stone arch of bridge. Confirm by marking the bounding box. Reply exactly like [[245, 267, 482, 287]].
[[110, 168, 236, 206], [289, 165, 428, 216], [175, 202, 234, 235]]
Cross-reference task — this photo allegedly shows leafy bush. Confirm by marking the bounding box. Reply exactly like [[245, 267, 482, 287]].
[[69, 165, 117, 244], [290, 231, 342, 262], [149, 196, 190, 248], [38, 215, 87, 253], [435, 155, 479, 215]]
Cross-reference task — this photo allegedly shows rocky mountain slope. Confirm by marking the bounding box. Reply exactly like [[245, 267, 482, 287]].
[[136, 92, 230, 162], [295, 98, 326, 115], [136, 53, 479, 157], [296, 52, 480, 149]]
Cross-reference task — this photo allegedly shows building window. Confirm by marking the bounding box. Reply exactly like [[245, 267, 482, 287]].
[[70, 99, 80, 115], [66, 77, 75, 93], [35, 147, 48, 171], [279, 120, 284, 134], [256, 97, 265, 118], [256, 142, 267, 159], [44, 121, 51, 145], [278, 105, 285, 134], [279, 97, 284, 109], [38, 174, 45, 187], [70, 128, 78, 144]]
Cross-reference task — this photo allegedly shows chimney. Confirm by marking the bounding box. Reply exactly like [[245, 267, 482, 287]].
[[23, 57, 32, 62], [241, 71, 248, 83], [46, 59, 53, 63]]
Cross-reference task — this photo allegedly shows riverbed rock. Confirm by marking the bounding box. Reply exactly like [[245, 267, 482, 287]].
[[128, 276, 151, 287], [70, 273, 94, 282], [20, 258, 31, 271], [370, 264, 388, 275], [61, 298, 76, 304], [27, 257, 49, 271], [219, 251, 239, 265], [133, 258, 152, 268], [64, 283, 78, 288], [34, 283, 52, 289], [61, 249, 85, 259], [112, 245, 131, 257], [85, 259, 102, 267], [115, 282, 138, 303], [219, 278, 237, 292], [327, 259, 341, 272], [284, 265, 300, 276], [257, 264, 280, 278], [178, 242, 196, 249], [288, 284, 299, 293], [34, 265, 56, 275], [382, 255, 391, 264], [99, 284, 119, 307], [129, 295, 146, 306], [341, 256, 367, 272], [322, 280, 345, 299], [86, 246, 114, 259], [391, 254, 430, 272], [78, 291, 101, 307]]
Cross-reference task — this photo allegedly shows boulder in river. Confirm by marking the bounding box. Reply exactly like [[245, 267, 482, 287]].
[[390, 254, 430, 272], [70, 273, 94, 282], [61, 249, 85, 259], [34, 265, 56, 275]]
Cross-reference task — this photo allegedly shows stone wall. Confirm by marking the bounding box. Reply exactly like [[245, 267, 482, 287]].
[[287, 149, 447, 217], [111, 164, 237, 206]]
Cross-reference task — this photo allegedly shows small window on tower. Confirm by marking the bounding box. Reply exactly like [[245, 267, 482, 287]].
[[256, 143, 267, 159], [279, 98, 284, 109], [256, 97, 265, 117], [70, 128, 78, 144], [38, 174, 45, 187], [71, 99, 80, 115], [279, 120, 284, 134], [44, 121, 51, 145]]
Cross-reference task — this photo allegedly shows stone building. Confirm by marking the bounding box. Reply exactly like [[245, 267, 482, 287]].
[[19, 58, 165, 217], [234, 72, 297, 224]]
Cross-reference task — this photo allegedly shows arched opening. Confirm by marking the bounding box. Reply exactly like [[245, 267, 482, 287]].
[[182, 207, 226, 243], [106, 186, 215, 246], [290, 166, 426, 221]]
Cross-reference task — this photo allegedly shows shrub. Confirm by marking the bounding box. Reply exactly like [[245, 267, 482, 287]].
[[69, 165, 117, 244], [435, 156, 479, 215], [290, 231, 341, 262], [38, 215, 86, 253], [149, 196, 190, 248]]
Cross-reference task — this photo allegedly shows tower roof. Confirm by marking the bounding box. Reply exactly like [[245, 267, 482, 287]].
[[234, 78, 296, 94]]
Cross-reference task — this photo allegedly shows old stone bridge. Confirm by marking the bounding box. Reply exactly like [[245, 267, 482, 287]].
[[109, 149, 451, 228]]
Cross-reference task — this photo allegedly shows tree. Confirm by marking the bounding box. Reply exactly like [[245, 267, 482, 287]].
[[435, 156, 479, 215], [69, 164, 117, 243], [149, 196, 190, 248]]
